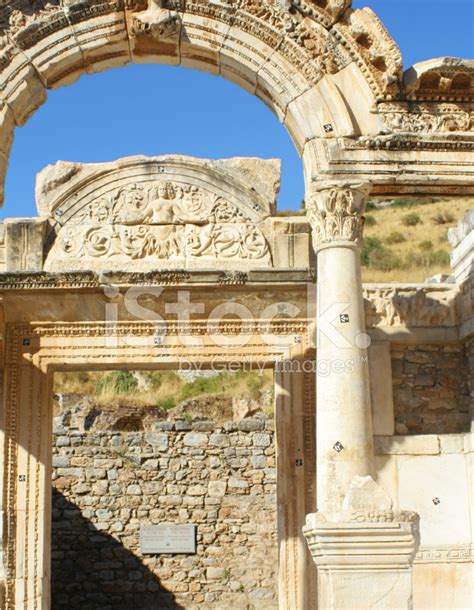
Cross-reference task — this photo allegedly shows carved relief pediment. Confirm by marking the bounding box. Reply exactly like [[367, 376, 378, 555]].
[[39, 155, 280, 272]]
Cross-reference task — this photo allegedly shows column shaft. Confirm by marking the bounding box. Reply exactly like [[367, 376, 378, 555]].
[[316, 243, 374, 513]]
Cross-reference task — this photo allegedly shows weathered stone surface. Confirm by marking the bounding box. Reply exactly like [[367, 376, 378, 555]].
[[392, 343, 470, 434], [29, 155, 294, 273], [52, 422, 277, 609]]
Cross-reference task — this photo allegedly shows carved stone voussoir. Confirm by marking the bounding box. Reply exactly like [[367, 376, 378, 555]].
[[130, 0, 180, 40], [307, 180, 371, 249]]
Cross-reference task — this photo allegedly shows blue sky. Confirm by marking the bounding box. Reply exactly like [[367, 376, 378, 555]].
[[2, 0, 473, 219]]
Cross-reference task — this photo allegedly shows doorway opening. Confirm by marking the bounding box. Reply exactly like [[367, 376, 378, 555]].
[[51, 368, 278, 609]]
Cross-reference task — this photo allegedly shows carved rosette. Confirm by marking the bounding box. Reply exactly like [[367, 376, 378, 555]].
[[307, 181, 371, 250]]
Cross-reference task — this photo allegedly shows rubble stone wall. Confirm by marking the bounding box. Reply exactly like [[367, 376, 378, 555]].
[[391, 343, 470, 434], [51, 418, 277, 610]]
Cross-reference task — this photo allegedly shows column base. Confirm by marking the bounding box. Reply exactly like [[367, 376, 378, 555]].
[[303, 510, 419, 610]]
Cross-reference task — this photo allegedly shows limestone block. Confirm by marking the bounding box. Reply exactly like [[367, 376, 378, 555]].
[[369, 341, 395, 435], [0, 106, 15, 157], [4, 218, 46, 272], [374, 435, 440, 456], [257, 47, 311, 111], [208, 481, 227, 497], [304, 505, 419, 610], [413, 562, 474, 610], [183, 432, 208, 447], [1, 63, 47, 127], [286, 77, 358, 147], [179, 12, 231, 74], [374, 455, 399, 510], [439, 434, 466, 454], [271, 218, 312, 269], [341, 475, 393, 512], [145, 432, 168, 449], [398, 454, 471, 547], [220, 25, 275, 94], [67, 3, 131, 74], [126, 1, 180, 65], [10, 10, 84, 89], [331, 62, 382, 136]]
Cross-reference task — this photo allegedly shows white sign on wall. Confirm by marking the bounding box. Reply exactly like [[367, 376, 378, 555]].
[[140, 524, 196, 554]]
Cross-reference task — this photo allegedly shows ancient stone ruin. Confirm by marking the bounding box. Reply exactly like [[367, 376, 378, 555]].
[[0, 1, 472, 609]]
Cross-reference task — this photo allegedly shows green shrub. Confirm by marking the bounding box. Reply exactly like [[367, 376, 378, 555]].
[[148, 373, 163, 388], [180, 375, 225, 400], [401, 212, 422, 227], [371, 249, 403, 272], [432, 211, 455, 225], [385, 231, 406, 245], [366, 200, 378, 210], [405, 249, 450, 268], [361, 237, 403, 271], [157, 398, 175, 410], [361, 237, 384, 267], [96, 371, 138, 395], [244, 372, 264, 400], [418, 240, 433, 251], [364, 214, 377, 227]]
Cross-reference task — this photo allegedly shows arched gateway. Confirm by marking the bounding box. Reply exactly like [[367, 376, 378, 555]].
[[0, 1, 473, 609]]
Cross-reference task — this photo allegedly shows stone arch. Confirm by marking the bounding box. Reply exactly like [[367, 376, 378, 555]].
[[0, 0, 406, 205]]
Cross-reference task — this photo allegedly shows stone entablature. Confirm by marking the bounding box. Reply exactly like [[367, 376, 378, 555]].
[[0, 155, 315, 273], [363, 284, 462, 329]]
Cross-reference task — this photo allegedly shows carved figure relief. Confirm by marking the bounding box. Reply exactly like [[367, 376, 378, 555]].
[[46, 180, 270, 270], [363, 287, 458, 328], [131, 0, 180, 40]]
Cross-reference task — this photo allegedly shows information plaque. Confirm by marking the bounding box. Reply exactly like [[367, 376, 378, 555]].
[[140, 524, 196, 554]]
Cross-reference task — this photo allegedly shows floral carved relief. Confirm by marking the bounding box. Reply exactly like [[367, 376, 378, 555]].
[[307, 181, 370, 249], [46, 180, 271, 270]]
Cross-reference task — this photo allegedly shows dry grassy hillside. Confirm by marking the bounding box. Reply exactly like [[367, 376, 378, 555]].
[[361, 197, 471, 283], [54, 369, 274, 415]]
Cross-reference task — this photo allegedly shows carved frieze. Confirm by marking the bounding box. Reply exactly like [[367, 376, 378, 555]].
[[363, 286, 458, 328], [307, 181, 370, 249], [46, 180, 271, 269], [415, 544, 474, 564], [38, 156, 279, 272], [379, 103, 474, 135]]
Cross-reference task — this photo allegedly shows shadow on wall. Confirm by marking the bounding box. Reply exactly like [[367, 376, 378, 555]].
[[51, 489, 185, 610]]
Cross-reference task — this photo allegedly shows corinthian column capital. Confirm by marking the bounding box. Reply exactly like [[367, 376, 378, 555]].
[[307, 181, 371, 250]]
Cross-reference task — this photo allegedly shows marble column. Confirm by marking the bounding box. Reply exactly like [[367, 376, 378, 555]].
[[309, 181, 374, 514], [303, 181, 419, 609]]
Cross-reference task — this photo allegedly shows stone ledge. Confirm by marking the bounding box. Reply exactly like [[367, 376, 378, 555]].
[[374, 433, 471, 455], [0, 268, 316, 290]]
